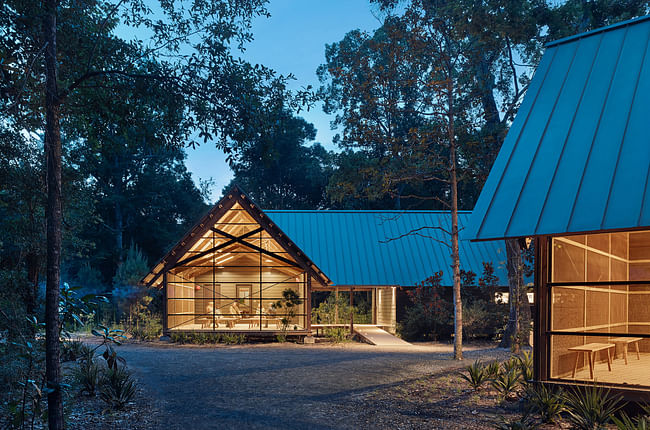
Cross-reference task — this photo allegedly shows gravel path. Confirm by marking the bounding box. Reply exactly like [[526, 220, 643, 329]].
[[119, 341, 509, 430]]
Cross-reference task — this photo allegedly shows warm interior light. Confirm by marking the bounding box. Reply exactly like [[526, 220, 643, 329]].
[[215, 255, 233, 265]]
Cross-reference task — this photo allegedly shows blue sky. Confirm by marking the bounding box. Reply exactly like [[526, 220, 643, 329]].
[[183, 0, 381, 201]]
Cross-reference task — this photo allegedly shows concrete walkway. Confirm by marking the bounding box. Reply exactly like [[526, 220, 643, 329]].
[[118, 341, 508, 430], [353, 325, 411, 346]]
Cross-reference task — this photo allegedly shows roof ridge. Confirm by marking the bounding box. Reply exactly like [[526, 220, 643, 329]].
[[546, 14, 650, 48], [264, 209, 473, 213]]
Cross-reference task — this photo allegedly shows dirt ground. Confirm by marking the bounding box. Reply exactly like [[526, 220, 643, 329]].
[[113, 340, 514, 429]]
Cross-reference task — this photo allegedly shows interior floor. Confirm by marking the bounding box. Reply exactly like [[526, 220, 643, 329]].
[[563, 352, 650, 387]]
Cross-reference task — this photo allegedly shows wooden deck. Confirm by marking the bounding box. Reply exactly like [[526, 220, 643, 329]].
[[570, 352, 650, 386]]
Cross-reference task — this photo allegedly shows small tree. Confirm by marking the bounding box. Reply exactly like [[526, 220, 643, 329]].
[[112, 243, 149, 325], [274, 288, 303, 335]]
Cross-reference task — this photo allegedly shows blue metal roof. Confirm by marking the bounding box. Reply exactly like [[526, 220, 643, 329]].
[[467, 15, 650, 241], [266, 210, 508, 287]]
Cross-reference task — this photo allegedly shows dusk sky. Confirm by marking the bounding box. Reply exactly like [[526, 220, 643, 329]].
[[183, 1, 381, 201]]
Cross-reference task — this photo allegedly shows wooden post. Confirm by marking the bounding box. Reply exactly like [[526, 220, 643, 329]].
[[350, 287, 354, 335], [335, 287, 339, 324], [372, 288, 376, 324], [306, 274, 312, 333], [163, 271, 168, 335]]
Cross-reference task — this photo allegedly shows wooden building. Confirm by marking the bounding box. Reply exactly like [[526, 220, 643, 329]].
[[142, 186, 509, 336], [467, 16, 650, 397]]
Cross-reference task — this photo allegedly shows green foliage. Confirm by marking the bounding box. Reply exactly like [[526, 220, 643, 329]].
[[274, 288, 303, 333], [398, 265, 506, 341], [91, 325, 127, 371], [612, 411, 650, 430], [563, 385, 626, 430], [485, 361, 501, 379], [169, 332, 246, 345], [99, 366, 137, 410], [492, 366, 521, 403], [462, 301, 490, 339], [459, 360, 490, 391], [112, 244, 149, 289], [74, 354, 102, 397], [524, 383, 565, 424], [312, 292, 372, 325], [129, 316, 162, 341], [517, 350, 534, 383], [224, 108, 335, 210], [59, 282, 108, 340], [495, 411, 539, 430], [60, 339, 87, 362], [324, 327, 349, 343], [502, 356, 521, 375]]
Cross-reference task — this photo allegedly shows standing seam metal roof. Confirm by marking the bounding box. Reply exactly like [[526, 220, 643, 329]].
[[467, 15, 650, 241], [266, 210, 508, 286]]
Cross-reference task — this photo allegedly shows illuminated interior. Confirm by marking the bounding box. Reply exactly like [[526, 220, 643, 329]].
[[165, 202, 307, 332], [549, 231, 650, 386]]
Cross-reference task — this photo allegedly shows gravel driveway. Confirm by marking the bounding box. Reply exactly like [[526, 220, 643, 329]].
[[119, 341, 508, 430]]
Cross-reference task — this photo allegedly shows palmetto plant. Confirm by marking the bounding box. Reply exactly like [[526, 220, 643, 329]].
[[502, 356, 521, 375], [492, 367, 521, 402], [486, 361, 501, 379], [459, 360, 490, 391], [563, 384, 625, 430], [524, 383, 565, 424], [612, 412, 650, 430], [495, 411, 539, 430], [517, 350, 534, 383], [99, 366, 137, 410]]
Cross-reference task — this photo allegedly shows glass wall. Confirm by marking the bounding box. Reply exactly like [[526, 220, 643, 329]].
[[549, 231, 650, 386], [166, 202, 307, 332]]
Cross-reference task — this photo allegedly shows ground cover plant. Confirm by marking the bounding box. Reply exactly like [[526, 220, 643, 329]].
[[339, 350, 650, 429]]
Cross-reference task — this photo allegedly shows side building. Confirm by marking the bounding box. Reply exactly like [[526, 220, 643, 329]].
[[142, 185, 509, 336]]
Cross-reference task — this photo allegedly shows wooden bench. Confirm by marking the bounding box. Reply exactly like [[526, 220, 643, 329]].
[[610, 337, 642, 365], [568, 343, 615, 379]]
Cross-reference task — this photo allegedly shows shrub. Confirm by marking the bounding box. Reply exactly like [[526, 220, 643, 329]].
[[74, 356, 102, 396], [524, 383, 565, 424], [459, 360, 490, 391], [61, 338, 87, 362], [492, 367, 521, 402], [99, 366, 137, 410], [170, 332, 187, 344], [311, 293, 372, 325], [563, 385, 625, 430], [220, 333, 246, 344], [462, 301, 491, 339], [324, 327, 348, 343], [129, 314, 162, 341]]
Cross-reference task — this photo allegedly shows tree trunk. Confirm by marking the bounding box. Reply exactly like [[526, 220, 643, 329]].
[[449, 81, 462, 361], [500, 239, 531, 351], [43, 0, 64, 427]]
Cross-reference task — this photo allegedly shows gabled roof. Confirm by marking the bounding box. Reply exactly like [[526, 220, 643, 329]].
[[267, 210, 509, 287], [141, 186, 331, 287], [467, 15, 650, 241]]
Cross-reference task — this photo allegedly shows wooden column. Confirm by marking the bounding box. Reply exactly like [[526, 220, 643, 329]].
[[350, 287, 354, 335], [335, 287, 339, 323], [534, 236, 550, 382], [306, 274, 312, 333], [162, 271, 168, 335]]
